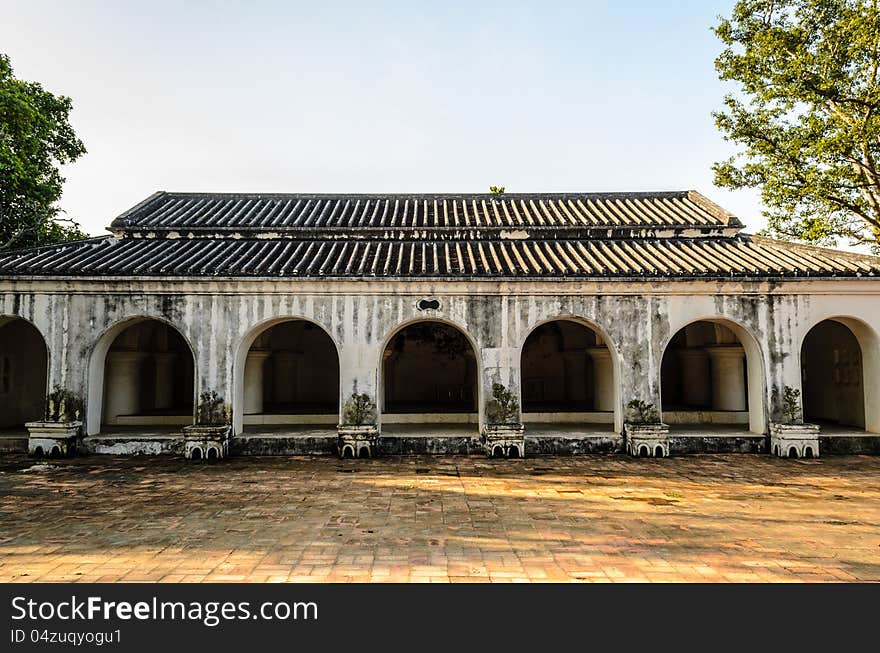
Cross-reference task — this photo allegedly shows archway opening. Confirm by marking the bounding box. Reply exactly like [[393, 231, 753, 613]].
[[100, 319, 194, 431], [520, 320, 615, 434], [661, 319, 764, 435], [381, 321, 478, 435], [801, 320, 867, 431], [0, 317, 48, 444], [242, 320, 339, 430]]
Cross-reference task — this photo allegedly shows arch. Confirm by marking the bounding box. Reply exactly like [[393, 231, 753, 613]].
[[800, 316, 880, 432], [0, 315, 49, 433], [518, 316, 622, 433], [86, 316, 197, 436], [233, 316, 340, 435], [659, 317, 766, 435], [378, 318, 482, 428]]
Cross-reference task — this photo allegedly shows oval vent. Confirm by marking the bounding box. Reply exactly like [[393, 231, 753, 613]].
[[417, 298, 440, 311]]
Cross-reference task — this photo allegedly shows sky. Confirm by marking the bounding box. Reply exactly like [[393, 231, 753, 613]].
[[1, 1, 767, 237]]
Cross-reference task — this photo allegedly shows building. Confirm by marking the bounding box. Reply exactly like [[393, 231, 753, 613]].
[[1, 190, 878, 459]]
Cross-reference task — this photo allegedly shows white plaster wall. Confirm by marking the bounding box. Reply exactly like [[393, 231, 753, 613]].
[[1, 277, 879, 436]]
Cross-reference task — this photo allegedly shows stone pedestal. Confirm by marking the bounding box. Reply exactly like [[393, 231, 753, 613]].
[[676, 348, 710, 407], [153, 352, 176, 411], [243, 349, 271, 414], [587, 347, 614, 411], [26, 421, 82, 458], [770, 422, 820, 459], [625, 422, 670, 457], [705, 345, 746, 411], [482, 423, 526, 458], [337, 425, 380, 459], [104, 351, 148, 424], [183, 424, 231, 460]]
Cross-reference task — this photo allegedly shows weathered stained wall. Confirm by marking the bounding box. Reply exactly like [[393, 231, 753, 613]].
[[2, 277, 879, 436]]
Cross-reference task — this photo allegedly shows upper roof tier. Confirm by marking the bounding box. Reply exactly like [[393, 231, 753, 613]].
[[109, 190, 743, 238]]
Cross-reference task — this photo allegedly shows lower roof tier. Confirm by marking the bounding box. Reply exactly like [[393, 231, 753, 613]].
[[0, 234, 878, 279]]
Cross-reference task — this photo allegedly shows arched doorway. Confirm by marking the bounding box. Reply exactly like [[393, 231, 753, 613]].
[[92, 318, 195, 433], [660, 319, 764, 435], [801, 319, 871, 431], [240, 319, 340, 430], [381, 321, 479, 434], [0, 317, 48, 443], [520, 319, 616, 433]]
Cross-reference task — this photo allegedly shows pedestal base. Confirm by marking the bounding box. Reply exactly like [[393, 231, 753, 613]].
[[25, 421, 82, 458], [769, 422, 820, 458], [482, 423, 526, 458], [337, 425, 380, 458], [625, 423, 670, 457], [183, 425, 231, 460]]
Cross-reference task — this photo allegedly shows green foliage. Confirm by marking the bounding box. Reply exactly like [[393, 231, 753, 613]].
[[486, 382, 520, 424], [773, 384, 803, 423], [713, 0, 880, 252], [196, 390, 230, 425], [342, 393, 376, 426], [0, 53, 87, 251], [489, 185, 505, 194], [45, 386, 83, 422], [626, 399, 660, 424]]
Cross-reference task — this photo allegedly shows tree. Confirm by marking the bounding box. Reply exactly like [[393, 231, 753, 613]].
[[489, 185, 505, 194], [0, 53, 87, 251], [713, 0, 880, 252]]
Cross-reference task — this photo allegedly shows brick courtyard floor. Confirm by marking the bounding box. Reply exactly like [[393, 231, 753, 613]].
[[0, 453, 878, 582]]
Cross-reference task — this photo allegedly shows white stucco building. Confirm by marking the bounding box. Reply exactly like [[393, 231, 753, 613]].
[[0, 190, 878, 459]]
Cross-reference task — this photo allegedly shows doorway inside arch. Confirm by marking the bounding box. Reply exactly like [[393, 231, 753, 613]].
[[381, 321, 478, 439], [0, 317, 48, 449], [801, 320, 867, 431], [100, 319, 194, 431], [520, 320, 616, 437], [660, 319, 764, 440], [241, 320, 340, 431]]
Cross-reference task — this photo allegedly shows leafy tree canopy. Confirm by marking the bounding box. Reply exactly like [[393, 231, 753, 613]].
[[713, 0, 880, 252], [489, 185, 505, 194], [0, 53, 87, 250]]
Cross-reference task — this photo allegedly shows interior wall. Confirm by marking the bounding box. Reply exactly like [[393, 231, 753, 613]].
[[0, 319, 47, 429], [521, 321, 599, 412], [102, 320, 194, 424], [802, 320, 865, 428], [246, 320, 339, 413], [661, 321, 749, 414], [383, 322, 476, 413]]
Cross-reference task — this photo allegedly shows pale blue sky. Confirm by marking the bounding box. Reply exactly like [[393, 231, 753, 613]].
[[2, 1, 766, 236]]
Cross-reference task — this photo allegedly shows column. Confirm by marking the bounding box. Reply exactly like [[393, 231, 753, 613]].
[[705, 345, 746, 411], [243, 349, 271, 414], [562, 350, 587, 403], [587, 347, 614, 412], [103, 351, 147, 424], [676, 348, 710, 407], [153, 353, 176, 411]]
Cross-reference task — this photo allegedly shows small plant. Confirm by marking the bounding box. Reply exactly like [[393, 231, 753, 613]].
[[196, 390, 230, 425], [486, 382, 520, 424], [489, 185, 505, 195], [626, 399, 660, 425], [45, 386, 83, 422], [780, 385, 802, 424], [342, 393, 376, 426]]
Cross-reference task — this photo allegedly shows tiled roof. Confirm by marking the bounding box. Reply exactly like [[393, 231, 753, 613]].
[[2, 191, 878, 280], [1, 234, 878, 278], [109, 190, 741, 236]]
